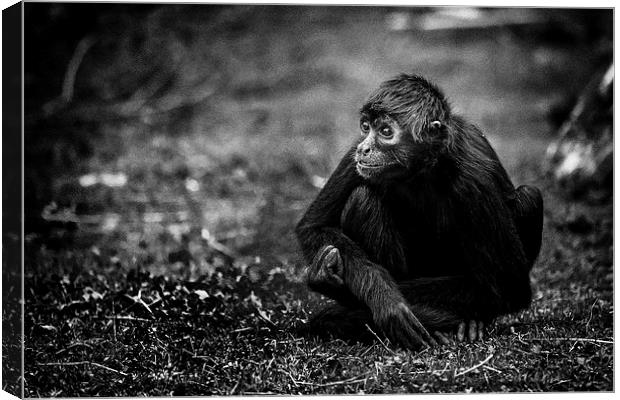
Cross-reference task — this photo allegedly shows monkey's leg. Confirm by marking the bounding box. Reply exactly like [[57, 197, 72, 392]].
[[396, 276, 508, 333], [304, 244, 426, 346], [306, 244, 440, 349], [308, 272, 490, 345], [513, 185, 543, 267], [340, 186, 529, 346], [350, 274, 489, 346], [307, 304, 486, 346], [309, 249, 491, 345]]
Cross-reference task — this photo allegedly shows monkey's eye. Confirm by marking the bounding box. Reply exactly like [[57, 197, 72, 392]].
[[379, 127, 393, 138], [360, 121, 371, 134]]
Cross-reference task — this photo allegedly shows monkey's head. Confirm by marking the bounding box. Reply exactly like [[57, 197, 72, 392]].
[[355, 74, 452, 181]]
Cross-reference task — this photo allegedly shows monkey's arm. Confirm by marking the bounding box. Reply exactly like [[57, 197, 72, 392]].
[[295, 146, 371, 305], [297, 162, 437, 349], [296, 148, 389, 305], [295, 147, 362, 260]]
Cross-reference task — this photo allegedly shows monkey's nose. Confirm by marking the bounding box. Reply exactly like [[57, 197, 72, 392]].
[[357, 146, 371, 157]]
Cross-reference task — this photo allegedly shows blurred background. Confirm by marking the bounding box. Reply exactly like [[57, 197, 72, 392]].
[[13, 4, 613, 395], [23, 4, 612, 271]]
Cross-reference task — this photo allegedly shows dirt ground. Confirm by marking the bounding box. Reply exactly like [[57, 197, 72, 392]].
[[13, 5, 613, 395]]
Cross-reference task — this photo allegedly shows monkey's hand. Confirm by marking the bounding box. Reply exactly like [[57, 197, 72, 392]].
[[374, 302, 438, 350], [306, 245, 345, 292]]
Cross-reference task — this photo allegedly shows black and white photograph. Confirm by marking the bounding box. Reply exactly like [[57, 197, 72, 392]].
[[1, 1, 615, 396]]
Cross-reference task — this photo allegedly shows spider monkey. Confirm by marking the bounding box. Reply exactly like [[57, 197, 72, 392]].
[[295, 74, 543, 349]]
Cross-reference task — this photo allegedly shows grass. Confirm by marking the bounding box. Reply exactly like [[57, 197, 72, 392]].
[[23, 179, 613, 395], [17, 5, 613, 395]]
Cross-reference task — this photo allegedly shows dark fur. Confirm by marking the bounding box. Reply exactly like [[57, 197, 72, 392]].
[[296, 74, 543, 348]]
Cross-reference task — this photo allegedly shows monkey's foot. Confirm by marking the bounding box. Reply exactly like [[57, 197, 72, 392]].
[[433, 331, 455, 345], [433, 320, 485, 345], [307, 245, 344, 289]]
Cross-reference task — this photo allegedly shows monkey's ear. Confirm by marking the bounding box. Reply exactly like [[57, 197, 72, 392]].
[[430, 120, 442, 129]]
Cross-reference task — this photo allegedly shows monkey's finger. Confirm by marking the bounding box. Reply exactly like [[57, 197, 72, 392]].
[[394, 318, 429, 349], [477, 321, 484, 342], [468, 320, 477, 342], [405, 330, 429, 350], [323, 246, 340, 267], [308, 246, 338, 284], [389, 323, 427, 350], [457, 322, 466, 342], [443, 331, 456, 345], [316, 245, 335, 265], [329, 274, 344, 286], [324, 248, 344, 282], [309, 248, 329, 278], [413, 320, 438, 347], [450, 332, 458, 345], [399, 304, 437, 347], [434, 331, 451, 346], [381, 313, 428, 350], [422, 328, 438, 347]]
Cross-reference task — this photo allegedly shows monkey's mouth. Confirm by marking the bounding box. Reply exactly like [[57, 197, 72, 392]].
[[357, 161, 394, 169]]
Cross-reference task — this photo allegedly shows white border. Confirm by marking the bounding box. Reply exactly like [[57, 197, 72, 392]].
[[0, 1, 616, 399]]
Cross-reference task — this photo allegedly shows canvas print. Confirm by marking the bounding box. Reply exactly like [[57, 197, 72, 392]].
[[3, 3, 613, 396]]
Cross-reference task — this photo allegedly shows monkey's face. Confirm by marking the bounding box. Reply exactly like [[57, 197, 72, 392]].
[[354, 115, 414, 181]]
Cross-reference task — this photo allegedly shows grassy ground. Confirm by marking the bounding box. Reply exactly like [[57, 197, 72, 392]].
[[19, 5, 612, 395]]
